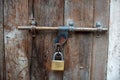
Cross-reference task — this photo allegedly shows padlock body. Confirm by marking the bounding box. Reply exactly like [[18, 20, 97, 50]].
[[51, 60, 64, 71]]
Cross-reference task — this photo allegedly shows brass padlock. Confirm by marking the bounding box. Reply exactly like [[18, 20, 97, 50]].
[[51, 52, 64, 71]]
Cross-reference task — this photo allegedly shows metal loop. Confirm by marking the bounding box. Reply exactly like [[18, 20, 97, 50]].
[[52, 52, 64, 60], [54, 43, 63, 52]]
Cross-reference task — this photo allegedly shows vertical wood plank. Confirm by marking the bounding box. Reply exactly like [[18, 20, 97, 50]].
[[0, 0, 5, 79], [91, 0, 109, 80], [4, 0, 30, 80], [64, 0, 93, 80], [30, 0, 64, 80], [107, 0, 120, 80]]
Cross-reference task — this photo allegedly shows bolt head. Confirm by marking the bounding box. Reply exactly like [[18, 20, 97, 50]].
[[67, 19, 74, 26], [96, 22, 102, 27]]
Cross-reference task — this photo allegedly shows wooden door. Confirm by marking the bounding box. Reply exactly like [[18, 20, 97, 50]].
[[1, 0, 109, 80]]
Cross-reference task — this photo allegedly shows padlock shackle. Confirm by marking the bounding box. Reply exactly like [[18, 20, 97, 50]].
[[52, 52, 64, 60]]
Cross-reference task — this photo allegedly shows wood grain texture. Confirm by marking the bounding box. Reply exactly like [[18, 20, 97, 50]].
[[2, 0, 110, 80], [30, 0, 64, 80], [107, 0, 120, 80], [91, 0, 109, 80], [0, 0, 5, 80], [64, 0, 93, 80], [4, 0, 30, 80]]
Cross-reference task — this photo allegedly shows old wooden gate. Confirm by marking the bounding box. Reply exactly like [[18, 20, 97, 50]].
[[0, 0, 109, 80]]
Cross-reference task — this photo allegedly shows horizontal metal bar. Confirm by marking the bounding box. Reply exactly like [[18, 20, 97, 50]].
[[18, 26, 108, 32]]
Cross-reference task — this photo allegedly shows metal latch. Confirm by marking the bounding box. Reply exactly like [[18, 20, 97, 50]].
[[18, 20, 108, 32]]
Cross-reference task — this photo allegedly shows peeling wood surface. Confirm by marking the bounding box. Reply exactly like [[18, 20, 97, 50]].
[[91, 0, 109, 80], [0, 0, 5, 80], [4, 0, 30, 80], [64, 0, 93, 80], [107, 0, 120, 80], [30, 0, 64, 80]]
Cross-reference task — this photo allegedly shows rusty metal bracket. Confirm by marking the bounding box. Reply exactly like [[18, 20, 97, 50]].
[[95, 22, 106, 37], [29, 18, 37, 37]]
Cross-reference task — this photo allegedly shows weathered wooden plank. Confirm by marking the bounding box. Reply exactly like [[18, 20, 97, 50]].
[[0, 0, 5, 80], [91, 0, 109, 80], [107, 0, 120, 80], [4, 0, 30, 80], [64, 0, 93, 80], [30, 0, 64, 80]]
